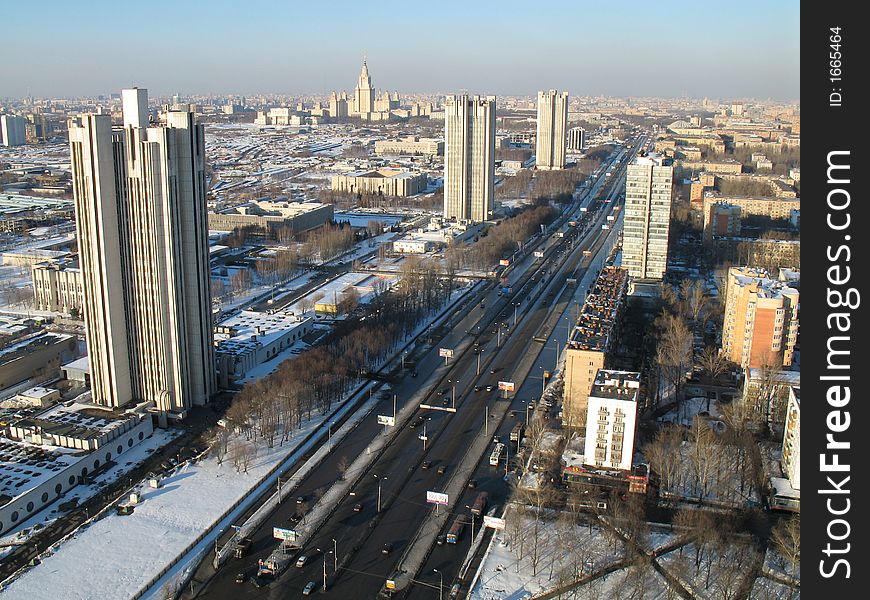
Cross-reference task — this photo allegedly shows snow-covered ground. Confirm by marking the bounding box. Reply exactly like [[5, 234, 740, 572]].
[[0, 413, 329, 600], [0, 428, 178, 562]]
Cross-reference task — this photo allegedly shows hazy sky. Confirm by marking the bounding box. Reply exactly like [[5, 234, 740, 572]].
[[1, 0, 799, 101]]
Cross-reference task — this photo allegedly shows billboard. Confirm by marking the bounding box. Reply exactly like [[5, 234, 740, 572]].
[[483, 516, 506, 530], [273, 527, 297, 541], [377, 415, 395, 426], [426, 491, 449, 506], [498, 381, 515, 392], [499, 259, 510, 266], [439, 348, 454, 358], [534, 251, 544, 258]]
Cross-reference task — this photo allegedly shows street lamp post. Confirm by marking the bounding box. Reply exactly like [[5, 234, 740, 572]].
[[374, 475, 387, 513], [333, 538, 337, 571], [433, 569, 443, 600], [476, 349, 482, 375]]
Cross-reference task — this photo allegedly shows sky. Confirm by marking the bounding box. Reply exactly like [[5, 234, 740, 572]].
[[0, 0, 800, 101]]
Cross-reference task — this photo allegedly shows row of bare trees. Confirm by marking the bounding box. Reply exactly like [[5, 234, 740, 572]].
[[451, 204, 557, 270], [211, 264, 459, 468]]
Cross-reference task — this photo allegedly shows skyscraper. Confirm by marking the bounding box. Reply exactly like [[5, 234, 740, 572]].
[[1, 115, 27, 147], [622, 153, 674, 281], [353, 60, 375, 116], [535, 90, 568, 170], [444, 94, 496, 223], [68, 88, 215, 419]]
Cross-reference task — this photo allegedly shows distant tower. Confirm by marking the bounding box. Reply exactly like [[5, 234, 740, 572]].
[[535, 90, 568, 169], [68, 88, 215, 418], [1, 115, 27, 147], [353, 60, 375, 116], [444, 95, 496, 223], [623, 153, 674, 281]]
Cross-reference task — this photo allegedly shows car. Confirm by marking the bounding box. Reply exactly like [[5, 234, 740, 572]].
[[486, 384, 494, 392], [382, 543, 394, 554], [251, 576, 268, 589], [235, 572, 247, 584], [474, 386, 482, 392], [353, 502, 363, 512], [509, 410, 517, 418], [289, 511, 303, 522], [410, 416, 424, 428], [296, 554, 313, 568], [490, 368, 496, 374], [492, 436, 500, 443], [467, 479, 478, 489], [438, 388, 449, 395], [421, 460, 432, 470], [303, 581, 318, 596], [296, 495, 306, 504], [436, 533, 447, 545], [437, 465, 447, 475], [442, 398, 451, 406]]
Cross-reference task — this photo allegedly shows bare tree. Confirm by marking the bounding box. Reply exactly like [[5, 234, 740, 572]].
[[770, 515, 800, 574]]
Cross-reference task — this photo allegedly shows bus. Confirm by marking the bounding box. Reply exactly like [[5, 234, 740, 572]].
[[510, 422, 525, 444], [446, 516, 466, 544], [470, 492, 489, 516], [489, 443, 505, 466]]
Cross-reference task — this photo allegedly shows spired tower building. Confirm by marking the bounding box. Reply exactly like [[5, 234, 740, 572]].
[[353, 60, 375, 116], [68, 88, 215, 420]]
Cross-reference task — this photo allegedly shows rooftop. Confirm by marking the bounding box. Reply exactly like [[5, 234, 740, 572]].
[[590, 369, 641, 402], [567, 267, 628, 352]]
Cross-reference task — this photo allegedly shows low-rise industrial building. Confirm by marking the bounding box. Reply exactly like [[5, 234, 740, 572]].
[[332, 169, 427, 197], [374, 137, 443, 156], [208, 200, 333, 235], [0, 333, 78, 391], [0, 404, 154, 534], [214, 311, 314, 385]]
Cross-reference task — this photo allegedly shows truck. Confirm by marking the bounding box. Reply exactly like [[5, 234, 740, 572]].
[[257, 544, 299, 578], [446, 516, 466, 544], [470, 492, 489, 516]]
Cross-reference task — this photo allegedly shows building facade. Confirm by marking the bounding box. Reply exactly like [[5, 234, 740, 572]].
[[332, 169, 427, 197], [623, 153, 673, 281], [374, 137, 443, 156], [721, 267, 799, 370], [208, 200, 333, 234], [566, 127, 585, 152], [443, 95, 496, 223], [583, 370, 640, 471], [1, 115, 27, 147], [563, 267, 628, 430], [68, 88, 215, 418], [781, 386, 800, 490], [535, 90, 568, 169], [31, 260, 84, 315]]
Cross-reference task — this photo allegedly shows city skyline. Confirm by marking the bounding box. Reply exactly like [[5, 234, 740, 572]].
[[1, 0, 800, 100]]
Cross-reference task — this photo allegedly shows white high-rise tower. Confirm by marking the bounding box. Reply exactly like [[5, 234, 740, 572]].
[[68, 88, 215, 419], [535, 90, 568, 170], [623, 153, 674, 281], [444, 94, 496, 223]]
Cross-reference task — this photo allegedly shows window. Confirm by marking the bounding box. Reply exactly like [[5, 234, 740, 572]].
[[138, 432, 144, 441], [26, 502, 34, 512], [42, 492, 49, 503], [10, 512, 18, 523], [55, 484, 62, 495], [69, 476, 75, 485], [128, 439, 134, 447]]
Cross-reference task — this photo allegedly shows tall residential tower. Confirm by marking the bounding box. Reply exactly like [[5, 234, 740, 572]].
[[535, 90, 568, 170], [68, 88, 215, 419], [623, 153, 674, 282], [443, 94, 496, 223]]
